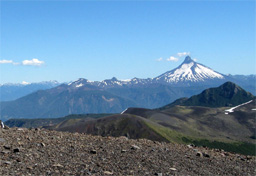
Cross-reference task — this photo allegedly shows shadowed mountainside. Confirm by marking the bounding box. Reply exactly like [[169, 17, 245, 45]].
[[161, 81, 255, 109]]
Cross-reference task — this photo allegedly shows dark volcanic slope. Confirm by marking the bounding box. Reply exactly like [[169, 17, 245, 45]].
[[46, 114, 169, 142], [182, 82, 255, 107], [0, 128, 255, 175], [162, 82, 255, 108], [124, 99, 256, 144]]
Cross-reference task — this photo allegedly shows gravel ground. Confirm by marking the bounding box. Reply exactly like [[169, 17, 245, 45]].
[[0, 127, 255, 175]]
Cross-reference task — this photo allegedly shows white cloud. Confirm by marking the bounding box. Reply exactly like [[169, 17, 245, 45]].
[[156, 57, 163, 61], [167, 56, 179, 62], [0, 60, 14, 64], [177, 52, 190, 57], [22, 58, 44, 66], [193, 58, 198, 62], [22, 81, 31, 85]]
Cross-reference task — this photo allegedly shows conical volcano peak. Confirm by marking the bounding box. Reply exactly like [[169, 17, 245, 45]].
[[183, 56, 194, 63], [154, 55, 225, 83]]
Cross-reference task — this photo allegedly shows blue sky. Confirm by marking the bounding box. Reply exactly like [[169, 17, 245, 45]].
[[0, 0, 255, 84]]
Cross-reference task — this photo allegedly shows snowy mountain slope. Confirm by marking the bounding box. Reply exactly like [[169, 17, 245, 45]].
[[67, 77, 153, 89], [154, 56, 225, 84]]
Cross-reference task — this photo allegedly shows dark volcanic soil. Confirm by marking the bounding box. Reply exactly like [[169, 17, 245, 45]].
[[0, 128, 255, 175]]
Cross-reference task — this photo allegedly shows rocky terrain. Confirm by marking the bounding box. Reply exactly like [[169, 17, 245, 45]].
[[0, 127, 255, 175]]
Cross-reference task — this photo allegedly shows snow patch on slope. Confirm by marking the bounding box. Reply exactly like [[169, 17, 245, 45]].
[[76, 83, 84, 88], [225, 100, 253, 114], [196, 64, 224, 79], [102, 96, 114, 102], [120, 108, 128, 114]]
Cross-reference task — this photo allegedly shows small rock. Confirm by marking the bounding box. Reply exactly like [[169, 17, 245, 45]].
[[53, 163, 63, 168], [41, 142, 46, 147], [104, 171, 113, 175], [13, 148, 20, 153], [224, 152, 229, 156], [17, 141, 24, 145], [121, 149, 127, 153], [196, 152, 203, 157], [170, 168, 177, 171], [90, 150, 97, 154], [4, 161, 11, 165], [131, 145, 140, 150], [187, 144, 193, 149], [240, 157, 246, 161], [27, 166, 33, 170], [154, 173, 162, 176], [16, 158, 21, 162], [1, 150, 10, 154], [193, 149, 198, 152], [3, 145, 11, 150], [203, 153, 210, 158], [0, 138, 6, 143], [246, 155, 252, 160]]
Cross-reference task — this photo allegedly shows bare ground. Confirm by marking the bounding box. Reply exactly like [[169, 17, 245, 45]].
[[0, 128, 255, 175]]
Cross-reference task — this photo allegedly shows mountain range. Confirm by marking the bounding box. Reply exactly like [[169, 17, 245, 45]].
[[1, 56, 255, 103], [0, 56, 255, 120]]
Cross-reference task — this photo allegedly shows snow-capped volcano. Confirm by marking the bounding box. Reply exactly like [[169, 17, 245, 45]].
[[154, 56, 225, 84], [66, 56, 226, 88]]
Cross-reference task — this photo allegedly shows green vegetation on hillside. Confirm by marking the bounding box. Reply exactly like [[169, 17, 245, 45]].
[[181, 137, 256, 156], [144, 120, 256, 156], [144, 121, 186, 144]]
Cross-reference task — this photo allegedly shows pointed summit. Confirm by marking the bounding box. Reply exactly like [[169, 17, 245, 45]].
[[183, 56, 194, 63], [110, 77, 118, 81], [181, 81, 255, 107]]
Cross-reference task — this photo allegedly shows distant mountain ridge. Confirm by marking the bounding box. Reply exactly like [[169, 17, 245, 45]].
[[0, 81, 60, 101], [1, 56, 255, 102], [63, 56, 255, 93]]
